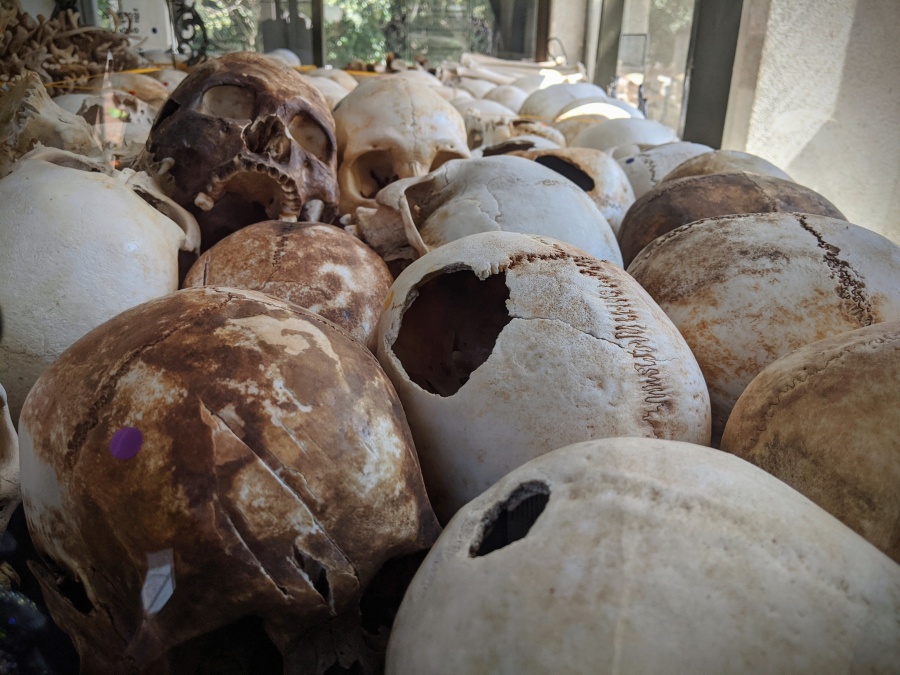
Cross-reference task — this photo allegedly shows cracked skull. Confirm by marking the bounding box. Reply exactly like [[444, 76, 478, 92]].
[[375, 231, 711, 523], [628, 212, 900, 445], [333, 76, 470, 216], [141, 52, 339, 250], [18, 287, 439, 673]]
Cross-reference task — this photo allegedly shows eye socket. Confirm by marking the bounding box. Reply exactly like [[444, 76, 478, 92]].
[[350, 150, 397, 200], [198, 85, 255, 119], [288, 113, 331, 164]]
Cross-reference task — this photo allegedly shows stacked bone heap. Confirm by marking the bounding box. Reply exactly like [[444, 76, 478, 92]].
[[0, 38, 898, 675]]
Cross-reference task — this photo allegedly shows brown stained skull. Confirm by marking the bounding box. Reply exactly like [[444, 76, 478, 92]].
[[141, 52, 340, 250]]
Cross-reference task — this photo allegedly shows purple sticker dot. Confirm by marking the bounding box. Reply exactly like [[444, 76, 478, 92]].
[[110, 427, 143, 461], [626, 157, 635, 164]]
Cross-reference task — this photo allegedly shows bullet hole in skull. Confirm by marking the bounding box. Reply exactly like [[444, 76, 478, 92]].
[[392, 270, 512, 397], [534, 155, 596, 192], [169, 616, 283, 672], [471, 481, 550, 557]]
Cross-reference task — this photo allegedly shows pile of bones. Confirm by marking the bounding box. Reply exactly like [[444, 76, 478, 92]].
[[0, 45, 898, 674]]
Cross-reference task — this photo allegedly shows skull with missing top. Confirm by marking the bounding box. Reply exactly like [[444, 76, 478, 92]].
[[140, 52, 340, 250], [333, 76, 470, 216]]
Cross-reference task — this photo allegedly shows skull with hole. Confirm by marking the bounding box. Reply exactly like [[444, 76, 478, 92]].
[[18, 287, 440, 673], [628, 213, 900, 445], [375, 232, 711, 522], [721, 321, 900, 562], [0, 71, 99, 178], [183, 220, 393, 349], [0, 147, 200, 424], [140, 52, 339, 250], [0, 383, 19, 534], [333, 76, 470, 216], [509, 147, 635, 234], [355, 156, 622, 272], [617, 141, 712, 198], [387, 438, 900, 673], [450, 98, 517, 149]]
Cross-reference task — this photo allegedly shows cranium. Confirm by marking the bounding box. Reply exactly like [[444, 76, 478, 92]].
[[481, 85, 528, 113], [307, 76, 349, 108], [334, 76, 470, 216], [628, 213, 900, 444], [85, 72, 170, 108], [0, 71, 100, 177], [355, 156, 622, 270], [0, 147, 200, 422], [721, 321, 900, 562], [183, 220, 393, 349], [306, 67, 358, 92], [450, 98, 517, 149], [0, 383, 19, 534], [141, 52, 339, 250], [617, 141, 712, 198], [509, 147, 635, 234], [388, 438, 900, 672], [572, 118, 679, 158], [18, 287, 439, 672], [518, 82, 610, 121], [662, 149, 792, 183], [375, 232, 710, 521]]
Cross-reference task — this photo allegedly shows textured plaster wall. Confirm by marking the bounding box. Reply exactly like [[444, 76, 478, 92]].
[[723, 0, 900, 242]]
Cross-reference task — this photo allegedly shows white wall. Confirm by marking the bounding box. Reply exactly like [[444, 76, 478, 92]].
[[724, 0, 900, 242]]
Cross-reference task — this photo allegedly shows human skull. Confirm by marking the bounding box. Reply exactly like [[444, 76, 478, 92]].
[[618, 141, 712, 197], [628, 213, 900, 444], [141, 52, 339, 250], [509, 147, 635, 234], [334, 77, 470, 216], [306, 67, 358, 92], [481, 85, 527, 113], [0, 71, 99, 177], [375, 232, 710, 522], [0, 383, 19, 534], [307, 76, 349, 108], [617, 172, 847, 266], [662, 149, 791, 183], [456, 77, 495, 99], [265, 48, 302, 67], [572, 118, 678, 158], [0, 147, 200, 422], [355, 156, 622, 270], [473, 119, 567, 156], [721, 321, 900, 562], [451, 98, 517, 149], [183, 221, 393, 348], [555, 96, 645, 121], [387, 437, 900, 673], [18, 287, 440, 672], [519, 83, 609, 121]]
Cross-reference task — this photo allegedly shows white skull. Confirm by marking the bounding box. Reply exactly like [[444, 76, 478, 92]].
[[519, 82, 610, 121], [307, 66, 359, 91], [510, 147, 635, 234], [662, 148, 792, 183], [555, 96, 645, 121], [334, 77, 470, 216], [456, 77, 496, 99], [618, 141, 712, 198], [0, 71, 100, 178], [482, 85, 528, 113], [0, 383, 20, 534], [387, 437, 900, 672], [0, 148, 200, 422], [374, 233, 710, 521], [149, 68, 189, 93], [308, 76, 350, 108], [450, 98, 518, 149], [572, 118, 679, 158], [355, 156, 622, 268]]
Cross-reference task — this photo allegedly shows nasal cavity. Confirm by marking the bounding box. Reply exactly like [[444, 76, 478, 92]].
[[471, 481, 550, 557], [392, 269, 511, 397], [535, 156, 596, 192], [243, 116, 291, 161]]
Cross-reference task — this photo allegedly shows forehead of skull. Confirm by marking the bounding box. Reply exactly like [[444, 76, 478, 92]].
[[171, 52, 328, 115]]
